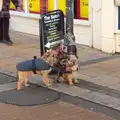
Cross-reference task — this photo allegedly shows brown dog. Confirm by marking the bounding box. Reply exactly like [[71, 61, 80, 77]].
[[16, 50, 57, 90]]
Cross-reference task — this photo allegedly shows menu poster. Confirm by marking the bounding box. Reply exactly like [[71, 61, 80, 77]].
[[80, 0, 88, 19], [41, 10, 64, 50], [77, 0, 89, 19]]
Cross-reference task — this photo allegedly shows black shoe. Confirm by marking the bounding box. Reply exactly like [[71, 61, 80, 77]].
[[1, 40, 13, 45]]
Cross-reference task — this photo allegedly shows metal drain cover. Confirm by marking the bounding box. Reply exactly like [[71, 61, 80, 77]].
[[0, 85, 60, 106]]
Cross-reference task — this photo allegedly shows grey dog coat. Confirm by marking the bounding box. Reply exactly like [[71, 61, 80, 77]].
[[16, 58, 51, 71]]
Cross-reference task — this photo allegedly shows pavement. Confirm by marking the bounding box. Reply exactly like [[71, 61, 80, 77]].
[[0, 102, 115, 120], [0, 30, 120, 119]]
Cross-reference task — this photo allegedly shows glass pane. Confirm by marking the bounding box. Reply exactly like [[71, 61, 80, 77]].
[[10, 0, 24, 11]]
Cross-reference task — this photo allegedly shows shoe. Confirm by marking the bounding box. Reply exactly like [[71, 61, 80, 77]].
[[1, 40, 13, 45]]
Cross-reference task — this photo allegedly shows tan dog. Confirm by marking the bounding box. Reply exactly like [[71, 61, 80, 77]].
[[16, 50, 57, 90]]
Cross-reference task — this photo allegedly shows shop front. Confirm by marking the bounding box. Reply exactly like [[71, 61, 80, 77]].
[[11, 0, 120, 54], [10, 0, 91, 47]]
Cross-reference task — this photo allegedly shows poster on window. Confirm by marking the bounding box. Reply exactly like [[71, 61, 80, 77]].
[[58, 0, 66, 15], [77, 0, 89, 19], [28, 0, 42, 13], [47, 0, 54, 12], [10, 1, 15, 10]]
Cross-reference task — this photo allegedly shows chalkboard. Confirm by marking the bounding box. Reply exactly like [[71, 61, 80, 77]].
[[40, 10, 64, 56]]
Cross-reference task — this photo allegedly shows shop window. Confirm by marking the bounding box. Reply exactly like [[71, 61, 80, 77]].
[[10, 0, 24, 10], [9, 0, 89, 20]]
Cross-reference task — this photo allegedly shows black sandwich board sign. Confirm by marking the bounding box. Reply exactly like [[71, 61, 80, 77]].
[[39, 10, 64, 56]]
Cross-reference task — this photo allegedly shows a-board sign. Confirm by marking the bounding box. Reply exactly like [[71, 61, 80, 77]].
[[40, 10, 64, 55]]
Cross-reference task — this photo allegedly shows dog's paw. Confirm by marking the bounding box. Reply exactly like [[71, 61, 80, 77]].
[[16, 87, 22, 91], [46, 83, 52, 87], [25, 84, 30, 87], [68, 80, 74, 86], [43, 81, 52, 87], [73, 79, 79, 84]]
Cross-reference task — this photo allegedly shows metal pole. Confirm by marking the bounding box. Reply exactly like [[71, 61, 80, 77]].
[[66, 0, 74, 34], [40, 0, 47, 56]]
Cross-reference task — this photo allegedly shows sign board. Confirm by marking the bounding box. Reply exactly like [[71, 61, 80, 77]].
[[40, 10, 64, 55]]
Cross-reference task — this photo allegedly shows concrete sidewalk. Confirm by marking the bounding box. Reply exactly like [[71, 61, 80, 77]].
[[1, 30, 120, 112]]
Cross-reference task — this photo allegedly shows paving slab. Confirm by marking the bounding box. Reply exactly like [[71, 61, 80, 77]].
[[0, 73, 16, 84], [85, 75, 120, 87], [79, 67, 112, 77]]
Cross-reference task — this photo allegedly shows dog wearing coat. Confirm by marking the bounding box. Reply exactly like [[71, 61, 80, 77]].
[[16, 50, 57, 90]]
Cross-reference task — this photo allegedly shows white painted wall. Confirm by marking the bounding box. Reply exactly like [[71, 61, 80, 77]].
[[91, 0, 102, 49], [74, 24, 91, 46], [101, 0, 116, 53], [10, 16, 39, 35]]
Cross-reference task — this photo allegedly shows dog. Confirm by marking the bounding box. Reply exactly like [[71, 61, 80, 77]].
[[16, 50, 57, 90], [55, 53, 79, 85]]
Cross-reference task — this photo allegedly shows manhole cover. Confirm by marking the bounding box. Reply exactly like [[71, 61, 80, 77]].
[[0, 85, 60, 106], [0, 73, 16, 84]]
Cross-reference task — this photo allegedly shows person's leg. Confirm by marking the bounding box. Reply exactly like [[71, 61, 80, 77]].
[[2, 18, 13, 45], [0, 18, 3, 41]]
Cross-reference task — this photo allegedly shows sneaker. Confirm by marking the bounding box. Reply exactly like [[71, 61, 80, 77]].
[[1, 40, 13, 45]]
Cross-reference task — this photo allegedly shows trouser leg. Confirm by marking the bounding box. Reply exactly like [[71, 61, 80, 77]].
[[2, 18, 10, 41], [0, 18, 3, 41]]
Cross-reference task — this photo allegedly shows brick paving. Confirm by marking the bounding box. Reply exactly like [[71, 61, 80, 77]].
[[0, 102, 115, 120]]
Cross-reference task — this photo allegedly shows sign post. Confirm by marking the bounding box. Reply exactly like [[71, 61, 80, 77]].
[[40, 10, 64, 56], [66, 0, 74, 34]]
